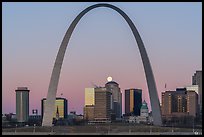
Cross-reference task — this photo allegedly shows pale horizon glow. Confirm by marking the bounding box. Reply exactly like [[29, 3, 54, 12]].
[[2, 2, 202, 115]]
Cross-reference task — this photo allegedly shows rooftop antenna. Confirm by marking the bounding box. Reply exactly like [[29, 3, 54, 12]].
[[165, 83, 167, 90]]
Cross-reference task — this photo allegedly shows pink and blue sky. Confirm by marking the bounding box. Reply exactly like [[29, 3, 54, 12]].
[[2, 2, 202, 115]]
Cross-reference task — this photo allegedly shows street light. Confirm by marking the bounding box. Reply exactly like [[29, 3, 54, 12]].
[[33, 124, 36, 133], [51, 124, 54, 133], [15, 124, 17, 133], [192, 117, 195, 133], [108, 121, 110, 134], [171, 122, 174, 133]]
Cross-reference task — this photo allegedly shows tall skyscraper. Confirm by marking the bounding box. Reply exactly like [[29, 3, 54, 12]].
[[187, 91, 198, 117], [161, 89, 187, 116], [84, 88, 95, 121], [15, 87, 29, 122], [125, 88, 142, 116], [105, 80, 122, 119], [41, 97, 68, 119], [94, 87, 111, 122], [161, 91, 173, 115], [161, 88, 198, 117], [85, 88, 95, 105], [192, 70, 202, 113]]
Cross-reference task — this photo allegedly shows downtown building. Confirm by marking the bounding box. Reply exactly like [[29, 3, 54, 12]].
[[83, 87, 112, 123], [161, 88, 198, 118], [192, 70, 202, 114], [84, 79, 122, 122], [15, 87, 30, 122], [105, 81, 122, 120], [94, 87, 112, 122], [41, 97, 68, 120], [125, 88, 142, 116], [127, 100, 151, 124], [84, 88, 95, 121]]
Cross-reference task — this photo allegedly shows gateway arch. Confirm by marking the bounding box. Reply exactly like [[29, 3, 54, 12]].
[[42, 3, 162, 126]]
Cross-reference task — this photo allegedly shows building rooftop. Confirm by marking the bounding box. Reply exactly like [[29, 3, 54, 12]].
[[42, 97, 68, 100], [15, 87, 29, 92], [17, 87, 28, 90], [105, 81, 119, 85]]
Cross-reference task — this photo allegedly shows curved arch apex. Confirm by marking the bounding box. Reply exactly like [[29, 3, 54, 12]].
[[42, 3, 162, 127]]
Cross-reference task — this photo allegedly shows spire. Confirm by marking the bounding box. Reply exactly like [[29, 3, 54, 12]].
[[56, 106, 59, 120]]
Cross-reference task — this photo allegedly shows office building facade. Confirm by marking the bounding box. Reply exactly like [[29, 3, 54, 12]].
[[125, 88, 142, 116], [84, 88, 95, 121], [84, 105, 94, 121], [85, 88, 95, 106], [192, 70, 202, 113], [161, 88, 198, 117], [186, 91, 198, 117], [15, 87, 30, 122], [105, 81, 122, 119], [94, 87, 111, 122]]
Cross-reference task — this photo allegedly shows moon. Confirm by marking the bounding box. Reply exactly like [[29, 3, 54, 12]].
[[107, 76, 112, 82]]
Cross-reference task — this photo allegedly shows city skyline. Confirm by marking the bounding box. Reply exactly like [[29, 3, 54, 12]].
[[2, 2, 202, 115]]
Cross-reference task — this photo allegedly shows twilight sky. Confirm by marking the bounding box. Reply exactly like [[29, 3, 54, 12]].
[[2, 2, 202, 115]]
